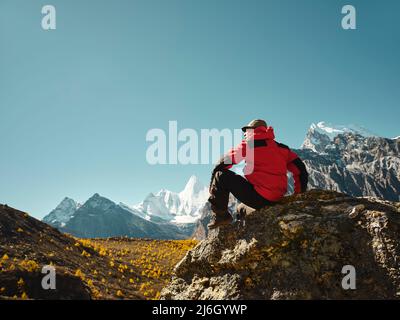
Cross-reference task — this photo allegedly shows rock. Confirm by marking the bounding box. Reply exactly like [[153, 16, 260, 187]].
[[349, 204, 365, 218], [161, 190, 400, 300]]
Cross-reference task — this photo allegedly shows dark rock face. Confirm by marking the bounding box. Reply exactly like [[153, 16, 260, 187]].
[[296, 133, 400, 202], [161, 190, 400, 300]]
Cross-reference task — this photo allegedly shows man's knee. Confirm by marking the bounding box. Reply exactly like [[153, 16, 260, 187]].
[[213, 169, 234, 185]]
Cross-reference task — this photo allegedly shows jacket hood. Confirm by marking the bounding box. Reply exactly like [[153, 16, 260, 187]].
[[245, 126, 275, 141]]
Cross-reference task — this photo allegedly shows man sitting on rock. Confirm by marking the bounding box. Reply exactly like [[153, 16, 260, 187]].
[[208, 119, 309, 229]]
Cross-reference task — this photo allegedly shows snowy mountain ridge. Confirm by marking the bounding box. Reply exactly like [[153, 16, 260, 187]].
[[301, 121, 376, 153], [123, 175, 209, 224], [43, 175, 209, 228]]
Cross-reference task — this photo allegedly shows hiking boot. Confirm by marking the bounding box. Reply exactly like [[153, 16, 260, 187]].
[[207, 212, 232, 230]]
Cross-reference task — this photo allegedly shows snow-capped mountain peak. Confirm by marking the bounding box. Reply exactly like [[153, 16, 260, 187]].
[[125, 175, 209, 224], [301, 121, 376, 153], [57, 197, 79, 211], [42, 197, 80, 226], [312, 121, 374, 139], [132, 192, 175, 221], [178, 175, 208, 220], [83, 193, 115, 211], [179, 175, 205, 199]]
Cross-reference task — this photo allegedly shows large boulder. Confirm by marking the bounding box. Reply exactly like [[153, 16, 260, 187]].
[[161, 190, 400, 299]]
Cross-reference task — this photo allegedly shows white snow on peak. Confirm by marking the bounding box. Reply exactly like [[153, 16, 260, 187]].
[[301, 121, 376, 152], [118, 202, 147, 219], [393, 136, 400, 140], [180, 175, 204, 196], [131, 192, 176, 221], [42, 197, 80, 224], [178, 175, 209, 219], [126, 175, 209, 224], [310, 122, 375, 140]]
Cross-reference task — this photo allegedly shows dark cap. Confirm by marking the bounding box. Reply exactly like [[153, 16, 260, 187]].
[[241, 119, 267, 132]]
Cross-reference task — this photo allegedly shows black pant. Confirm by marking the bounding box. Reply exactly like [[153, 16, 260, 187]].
[[208, 169, 273, 215]]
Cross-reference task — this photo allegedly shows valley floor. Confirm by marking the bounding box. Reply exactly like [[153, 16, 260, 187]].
[[87, 237, 198, 299], [0, 236, 197, 300]]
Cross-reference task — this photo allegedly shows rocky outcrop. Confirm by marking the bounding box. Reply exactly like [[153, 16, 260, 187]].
[[191, 203, 213, 241], [161, 190, 400, 300], [192, 195, 238, 240]]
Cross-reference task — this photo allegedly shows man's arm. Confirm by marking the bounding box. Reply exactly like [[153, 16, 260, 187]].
[[214, 140, 247, 171], [209, 140, 247, 190], [286, 149, 308, 193]]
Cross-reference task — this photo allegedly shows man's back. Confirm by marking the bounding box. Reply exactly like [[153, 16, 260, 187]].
[[241, 126, 302, 201]]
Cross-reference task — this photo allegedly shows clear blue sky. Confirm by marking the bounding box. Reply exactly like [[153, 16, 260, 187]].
[[1, 0, 399, 219]]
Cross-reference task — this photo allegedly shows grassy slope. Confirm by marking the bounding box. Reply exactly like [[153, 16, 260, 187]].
[[0, 204, 197, 300]]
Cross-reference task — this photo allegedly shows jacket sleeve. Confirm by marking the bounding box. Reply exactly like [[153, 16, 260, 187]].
[[213, 140, 247, 172], [209, 141, 247, 192], [287, 150, 308, 193]]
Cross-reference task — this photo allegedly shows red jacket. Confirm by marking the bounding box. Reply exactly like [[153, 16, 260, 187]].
[[223, 126, 308, 202]]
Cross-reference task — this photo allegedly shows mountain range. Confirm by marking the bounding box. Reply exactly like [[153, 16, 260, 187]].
[[43, 176, 208, 239], [43, 121, 400, 239], [297, 121, 400, 201], [120, 175, 209, 224]]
